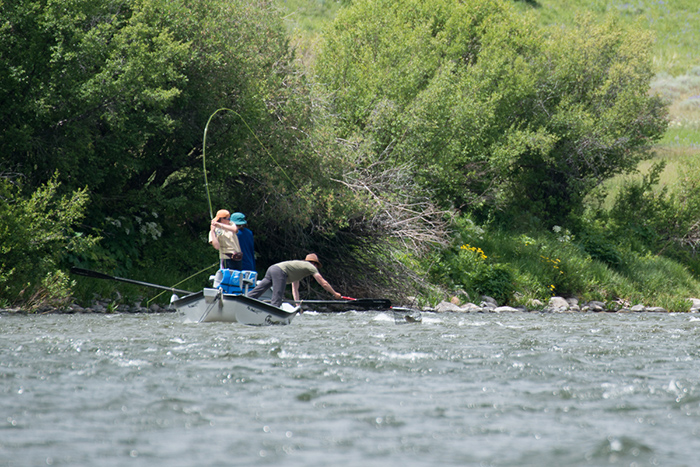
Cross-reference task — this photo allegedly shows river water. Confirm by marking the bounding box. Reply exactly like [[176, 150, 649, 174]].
[[2, 310, 700, 466]]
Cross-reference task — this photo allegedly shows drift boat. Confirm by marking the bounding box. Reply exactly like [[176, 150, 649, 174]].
[[171, 289, 299, 325], [71, 267, 396, 326], [170, 269, 299, 325]]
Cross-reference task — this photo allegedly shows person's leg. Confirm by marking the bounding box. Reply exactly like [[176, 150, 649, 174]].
[[268, 266, 288, 307], [247, 270, 272, 299]]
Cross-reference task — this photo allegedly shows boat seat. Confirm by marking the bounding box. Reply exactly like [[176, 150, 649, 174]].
[[212, 269, 258, 295]]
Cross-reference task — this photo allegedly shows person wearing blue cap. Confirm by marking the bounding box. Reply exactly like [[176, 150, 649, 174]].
[[230, 212, 255, 272]]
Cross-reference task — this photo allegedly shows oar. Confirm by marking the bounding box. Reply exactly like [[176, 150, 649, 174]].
[[70, 267, 194, 295], [339, 296, 392, 309], [285, 298, 392, 309]]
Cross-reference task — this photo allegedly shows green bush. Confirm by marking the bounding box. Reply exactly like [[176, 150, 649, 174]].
[[317, 0, 667, 223], [588, 159, 700, 272], [469, 263, 516, 305], [0, 175, 98, 309], [426, 218, 519, 304], [428, 214, 700, 310]]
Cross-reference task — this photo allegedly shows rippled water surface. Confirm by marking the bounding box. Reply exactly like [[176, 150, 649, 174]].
[[3, 310, 700, 466]]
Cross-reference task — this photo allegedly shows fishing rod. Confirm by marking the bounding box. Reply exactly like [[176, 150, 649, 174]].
[[202, 107, 298, 219]]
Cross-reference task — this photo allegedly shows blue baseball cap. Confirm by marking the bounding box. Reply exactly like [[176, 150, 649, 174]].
[[230, 212, 247, 225]]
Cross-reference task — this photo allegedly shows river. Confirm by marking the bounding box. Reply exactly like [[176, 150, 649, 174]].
[[2, 310, 700, 466]]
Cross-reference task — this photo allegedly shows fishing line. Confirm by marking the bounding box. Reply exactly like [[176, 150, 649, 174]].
[[202, 107, 298, 219], [147, 261, 218, 305]]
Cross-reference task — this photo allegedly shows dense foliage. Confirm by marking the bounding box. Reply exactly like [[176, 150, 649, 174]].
[[0, 175, 97, 308], [0, 0, 304, 298], [316, 0, 667, 223], [0, 0, 439, 305], [3, 0, 699, 310]]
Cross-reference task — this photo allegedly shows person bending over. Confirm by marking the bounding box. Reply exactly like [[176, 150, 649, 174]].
[[248, 254, 341, 307]]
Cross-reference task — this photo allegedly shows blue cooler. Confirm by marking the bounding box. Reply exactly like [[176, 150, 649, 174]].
[[213, 269, 258, 295]]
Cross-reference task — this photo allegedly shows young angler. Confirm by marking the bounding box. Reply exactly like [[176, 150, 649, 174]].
[[208, 209, 243, 270]]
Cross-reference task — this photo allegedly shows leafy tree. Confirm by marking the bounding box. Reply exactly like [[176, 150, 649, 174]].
[[1, 0, 194, 275], [0, 0, 189, 193], [0, 0, 438, 302], [503, 15, 668, 222], [316, 0, 667, 224], [0, 0, 315, 277]]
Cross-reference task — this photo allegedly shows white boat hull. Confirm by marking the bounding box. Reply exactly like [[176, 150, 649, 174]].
[[172, 288, 299, 326]]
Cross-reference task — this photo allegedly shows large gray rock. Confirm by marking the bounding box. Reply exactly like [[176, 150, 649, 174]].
[[548, 296, 569, 311], [460, 303, 482, 313], [586, 301, 607, 312], [435, 301, 463, 313], [480, 296, 498, 307]]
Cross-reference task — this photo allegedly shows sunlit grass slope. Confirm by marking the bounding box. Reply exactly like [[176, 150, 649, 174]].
[[274, 0, 343, 64], [515, 0, 700, 154], [513, 0, 700, 76]]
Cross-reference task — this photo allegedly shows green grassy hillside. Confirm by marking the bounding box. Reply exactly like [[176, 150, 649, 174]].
[[514, 0, 699, 76], [277, 0, 699, 73], [275, 0, 343, 65]]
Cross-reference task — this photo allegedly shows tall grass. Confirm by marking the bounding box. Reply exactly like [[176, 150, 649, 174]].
[[652, 67, 700, 150], [275, 0, 343, 64], [425, 222, 700, 311], [276, 0, 342, 35]]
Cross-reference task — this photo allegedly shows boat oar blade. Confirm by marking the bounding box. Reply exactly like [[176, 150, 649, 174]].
[[70, 267, 194, 295], [350, 298, 392, 309], [287, 298, 392, 310]]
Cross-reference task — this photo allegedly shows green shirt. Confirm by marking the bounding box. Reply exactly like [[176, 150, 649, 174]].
[[277, 260, 318, 283]]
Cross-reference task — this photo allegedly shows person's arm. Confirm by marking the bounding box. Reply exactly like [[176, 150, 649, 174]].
[[215, 222, 238, 234], [313, 273, 342, 299], [291, 281, 301, 302], [209, 223, 220, 250]]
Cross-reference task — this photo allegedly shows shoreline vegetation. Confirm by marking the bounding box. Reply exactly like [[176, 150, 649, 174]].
[[3, 294, 700, 315], [2, 0, 700, 313]]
